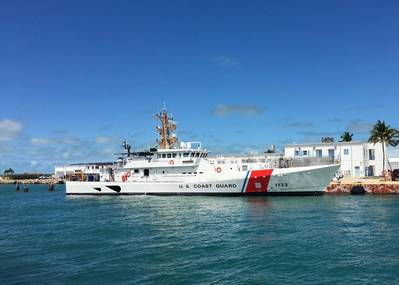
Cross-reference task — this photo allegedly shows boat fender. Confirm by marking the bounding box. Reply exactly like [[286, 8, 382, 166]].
[[216, 167, 222, 173], [169, 160, 174, 165]]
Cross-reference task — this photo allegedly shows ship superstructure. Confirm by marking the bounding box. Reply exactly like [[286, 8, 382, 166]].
[[66, 108, 339, 195]]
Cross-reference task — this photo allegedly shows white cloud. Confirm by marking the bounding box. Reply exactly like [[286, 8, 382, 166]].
[[61, 136, 80, 145], [31, 138, 51, 145], [95, 136, 114, 144], [211, 104, 263, 117], [213, 56, 239, 68], [346, 120, 373, 134], [0, 119, 23, 141]]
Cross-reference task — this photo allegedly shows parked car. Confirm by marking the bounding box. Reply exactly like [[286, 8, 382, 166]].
[[392, 169, 399, 181]]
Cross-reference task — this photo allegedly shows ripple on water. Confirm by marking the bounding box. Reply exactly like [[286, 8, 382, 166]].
[[1, 185, 399, 284]]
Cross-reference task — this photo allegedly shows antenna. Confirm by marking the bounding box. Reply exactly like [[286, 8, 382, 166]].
[[121, 140, 132, 157]]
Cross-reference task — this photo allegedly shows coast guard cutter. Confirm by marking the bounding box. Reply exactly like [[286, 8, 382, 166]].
[[66, 108, 339, 195]]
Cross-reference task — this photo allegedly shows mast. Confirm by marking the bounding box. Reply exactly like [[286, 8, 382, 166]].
[[155, 108, 177, 149]]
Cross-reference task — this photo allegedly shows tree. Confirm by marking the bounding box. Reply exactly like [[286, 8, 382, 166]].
[[4, 168, 14, 176], [340, 132, 353, 142], [321, 137, 334, 143], [368, 120, 399, 176]]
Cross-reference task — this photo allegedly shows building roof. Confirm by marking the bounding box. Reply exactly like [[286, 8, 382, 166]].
[[285, 141, 369, 148]]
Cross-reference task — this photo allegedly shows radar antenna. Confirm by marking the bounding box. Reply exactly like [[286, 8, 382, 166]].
[[122, 140, 132, 157]]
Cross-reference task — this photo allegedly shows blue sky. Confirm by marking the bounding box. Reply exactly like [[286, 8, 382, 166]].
[[1, 0, 398, 172]]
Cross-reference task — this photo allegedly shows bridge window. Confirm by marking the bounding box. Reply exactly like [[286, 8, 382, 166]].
[[190, 153, 195, 157], [195, 153, 200, 157], [183, 153, 189, 157]]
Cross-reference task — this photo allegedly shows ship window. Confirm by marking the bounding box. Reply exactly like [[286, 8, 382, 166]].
[[179, 153, 182, 158], [190, 153, 195, 157], [134, 169, 139, 173], [167, 153, 171, 158], [182, 172, 186, 174], [183, 153, 189, 157], [199, 172, 203, 174], [157, 154, 161, 158], [194, 172, 197, 174], [188, 172, 192, 174], [172, 153, 177, 158], [144, 169, 149, 177], [195, 153, 200, 157], [162, 154, 166, 158]]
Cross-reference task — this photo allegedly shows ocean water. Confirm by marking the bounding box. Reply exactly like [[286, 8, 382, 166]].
[[1, 185, 399, 285]]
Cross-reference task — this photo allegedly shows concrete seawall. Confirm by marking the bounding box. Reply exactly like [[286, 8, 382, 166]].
[[326, 178, 399, 194]]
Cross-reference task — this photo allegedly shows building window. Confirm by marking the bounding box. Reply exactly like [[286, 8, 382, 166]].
[[316, 149, 322, 158], [369, 149, 375, 160], [328, 149, 335, 160], [294, 150, 299, 156], [344, 149, 349, 155]]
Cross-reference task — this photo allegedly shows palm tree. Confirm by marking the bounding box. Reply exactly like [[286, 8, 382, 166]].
[[340, 132, 353, 142], [368, 120, 399, 176]]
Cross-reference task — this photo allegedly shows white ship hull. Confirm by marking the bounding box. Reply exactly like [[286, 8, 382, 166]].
[[66, 165, 339, 196]]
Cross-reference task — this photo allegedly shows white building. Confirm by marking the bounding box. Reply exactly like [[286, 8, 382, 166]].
[[389, 158, 399, 170], [284, 141, 384, 177], [54, 162, 114, 181]]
